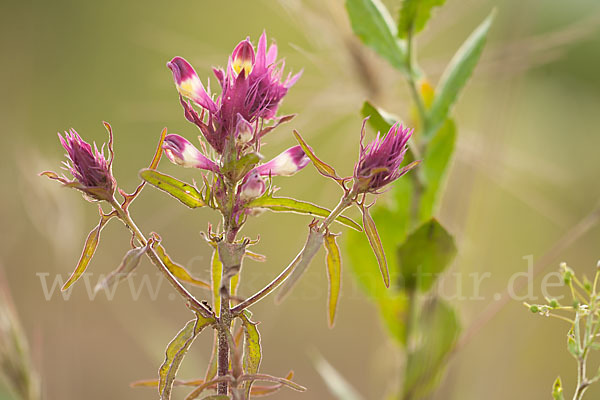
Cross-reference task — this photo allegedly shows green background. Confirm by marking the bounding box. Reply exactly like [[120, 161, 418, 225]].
[[1, 0, 600, 399]]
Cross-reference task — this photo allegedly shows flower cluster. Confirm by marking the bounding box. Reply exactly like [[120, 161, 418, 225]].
[[167, 31, 301, 155], [164, 32, 308, 209], [42, 126, 116, 202], [353, 121, 416, 194]]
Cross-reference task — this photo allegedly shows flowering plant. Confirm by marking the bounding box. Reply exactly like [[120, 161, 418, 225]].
[[41, 31, 418, 400]]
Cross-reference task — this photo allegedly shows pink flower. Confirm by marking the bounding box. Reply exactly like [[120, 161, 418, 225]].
[[167, 32, 301, 154], [162, 134, 218, 172], [42, 125, 116, 202], [353, 121, 417, 193], [253, 145, 309, 177]]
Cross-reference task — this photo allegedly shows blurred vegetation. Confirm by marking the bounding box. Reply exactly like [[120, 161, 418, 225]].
[[2, 0, 600, 399]]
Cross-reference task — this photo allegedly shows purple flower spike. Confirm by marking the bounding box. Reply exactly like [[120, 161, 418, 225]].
[[167, 57, 217, 113], [238, 171, 266, 201], [353, 121, 417, 193], [42, 126, 116, 202], [168, 32, 301, 153], [253, 145, 309, 177], [162, 134, 218, 172]]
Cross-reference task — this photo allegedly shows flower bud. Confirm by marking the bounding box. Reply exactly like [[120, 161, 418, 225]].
[[253, 145, 309, 177], [163, 134, 218, 172], [231, 38, 255, 77], [235, 114, 254, 144]]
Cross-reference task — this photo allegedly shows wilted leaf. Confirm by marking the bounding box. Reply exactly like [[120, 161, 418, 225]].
[[159, 314, 215, 400], [397, 0, 446, 38], [552, 376, 564, 400], [312, 352, 364, 400], [324, 233, 342, 328], [418, 119, 456, 221], [361, 205, 390, 288], [426, 12, 495, 138], [155, 245, 210, 289], [292, 130, 342, 182], [139, 168, 205, 208], [61, 213, 112, 291], [240, 312, 262, 398], [199, 396, 229, 400], [95, 244, 150, 293], [403, 298, 460, 399], [246, 195, 361, 231], [397, 219, 457, 291], [345, 0, 407, 71], [249, 371, 295, 397], [239, 374, 305, 392]]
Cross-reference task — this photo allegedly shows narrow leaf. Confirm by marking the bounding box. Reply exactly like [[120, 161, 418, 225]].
[[427, 11, 495, 138], [139, 168, 205, 208], [345, 0, 407, 71], [324, 233, 342, 328], [95, 244, 149, 293], [204, 333, 219, 382], [397, 0, 446, 38], [61, 213, 112, 291], [240, 312, 262, 398], [155, 245, 210, 289], [239, 374, 305, 392], [249, 371, 295, 396], [159, 314, 214, 400], [246, 195, 361, 231], [361, 205, 389, 288], [397, 219, 457, 291], [292, 130, 342, 182], [211, 248, 222, 316]]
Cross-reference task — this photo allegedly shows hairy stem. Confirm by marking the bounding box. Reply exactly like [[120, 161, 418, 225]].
[[109, 198, 211, 317]]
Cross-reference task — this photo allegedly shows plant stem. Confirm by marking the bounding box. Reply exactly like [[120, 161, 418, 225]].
[[109, 198, 211, 317]]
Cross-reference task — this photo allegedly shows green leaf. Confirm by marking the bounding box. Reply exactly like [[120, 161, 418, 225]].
[[240, 312, 262, 398], [139, 168, 205, 208], [426, 11, 494, 138], [361, 101, 397, 133], [312, 352, 364, 400], [245, 195, 361, 231], [403, 298, 460, 399], [361, 205, 390, 288], [293, 130, 342, 182], [61, 213, 112, 291], [345, 0, 407, 71], [552, 376, 565, 400], [158, 314, 214, 400], [398, 219, 456, 291], [211, 248, 222, 316], [155, 245, 210, 289], [397, 0, 446, 38], [324, 233, 342, 328], [418, 119, 456, 221], [377, 292, 409, 346]]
